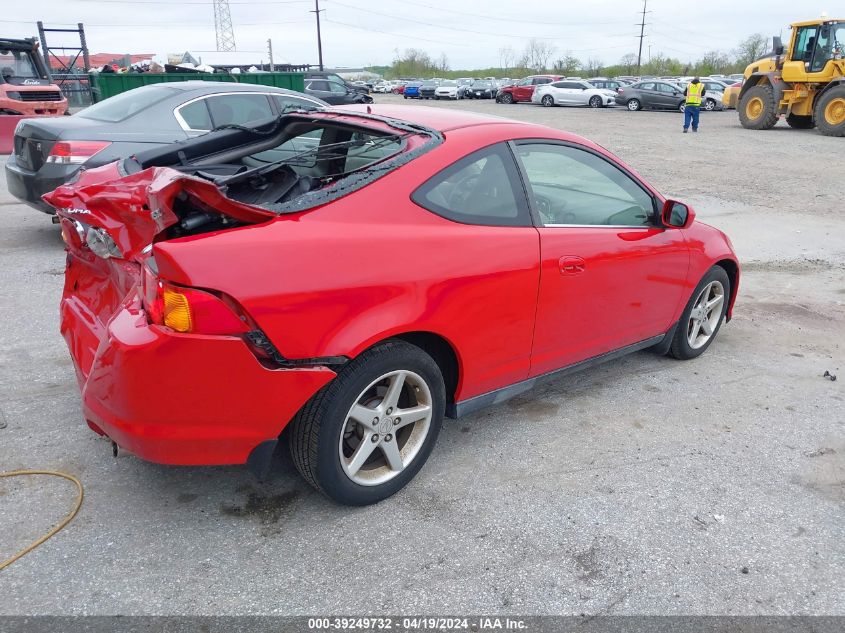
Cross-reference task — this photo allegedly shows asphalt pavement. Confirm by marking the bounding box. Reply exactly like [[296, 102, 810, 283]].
[[0, 99, 843, 616]]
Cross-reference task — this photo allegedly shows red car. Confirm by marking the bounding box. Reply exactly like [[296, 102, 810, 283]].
[[496, 75, 564, 104], [46, 105, 739, 506]]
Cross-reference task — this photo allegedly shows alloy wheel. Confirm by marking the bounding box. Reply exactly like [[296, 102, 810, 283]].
[[627, 99, 640, 111], [542, 95, 554, 107], [686, 280, 725, 349], [338, 370, 433, 486]]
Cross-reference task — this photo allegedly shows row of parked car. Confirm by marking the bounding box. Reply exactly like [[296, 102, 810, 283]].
[[381, 75, 743, 112]]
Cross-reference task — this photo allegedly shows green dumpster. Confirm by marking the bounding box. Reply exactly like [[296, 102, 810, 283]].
[[89, 72, 305, 102]]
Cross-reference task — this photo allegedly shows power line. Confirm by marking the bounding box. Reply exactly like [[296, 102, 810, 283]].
[[0, 18, 309, 27], [323, 17, 471, 47], [328, 0, 630, 41], [388, 0, 631, 27], [77, 0, 309, 4]]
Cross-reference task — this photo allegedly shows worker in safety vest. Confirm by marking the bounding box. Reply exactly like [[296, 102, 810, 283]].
[[683, 77, 705, 133]]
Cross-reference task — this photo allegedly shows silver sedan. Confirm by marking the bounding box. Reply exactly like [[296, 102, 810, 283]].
[[532, 80, 617, 108]]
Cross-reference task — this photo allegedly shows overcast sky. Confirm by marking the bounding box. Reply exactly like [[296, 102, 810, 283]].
[[5, 1, 818, 69]]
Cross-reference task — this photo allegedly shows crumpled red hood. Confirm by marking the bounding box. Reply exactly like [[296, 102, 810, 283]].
[[44, 163, 276, 261]]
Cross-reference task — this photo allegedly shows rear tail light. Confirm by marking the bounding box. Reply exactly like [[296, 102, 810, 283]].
[[46, 140, 112, 165], [143, 266, 250, 335]]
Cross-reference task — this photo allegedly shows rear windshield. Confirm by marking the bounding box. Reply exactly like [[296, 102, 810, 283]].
[[77, 85, 178, 122]]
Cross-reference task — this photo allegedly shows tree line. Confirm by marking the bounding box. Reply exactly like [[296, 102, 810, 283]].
[[374, 34, 771, 79]]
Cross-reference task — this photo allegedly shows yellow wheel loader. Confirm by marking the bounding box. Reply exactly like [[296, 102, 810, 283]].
[[738, 17, 845, 136]]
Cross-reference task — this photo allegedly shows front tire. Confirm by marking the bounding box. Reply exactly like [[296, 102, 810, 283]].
[[499, 92, 514, 104], [289, 340, 445, 506], [814, 85, 845, 136], [541, 95, 554, 107], [589, 95, 602, 108], [669, 266, 731, 360], [703, 98, 716, 111], [738, 84, 779, 130]]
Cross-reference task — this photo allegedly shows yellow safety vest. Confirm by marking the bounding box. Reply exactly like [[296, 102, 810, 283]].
[[686, 82, 703, 106]]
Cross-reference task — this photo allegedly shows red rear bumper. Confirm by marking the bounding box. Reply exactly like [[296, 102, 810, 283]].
[[60, 276, 335, 466]]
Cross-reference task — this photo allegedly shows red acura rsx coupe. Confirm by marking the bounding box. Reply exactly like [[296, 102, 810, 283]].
[[45, 105, 739, 505]]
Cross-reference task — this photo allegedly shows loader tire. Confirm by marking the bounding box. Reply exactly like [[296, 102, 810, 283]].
[[786, 114, 815, 129], [738, 85, 779, 130], [814, 86, 845, 137]]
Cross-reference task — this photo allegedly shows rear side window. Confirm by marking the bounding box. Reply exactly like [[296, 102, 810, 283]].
[[412, 143, 530, 227], [178, 99, 212, 131], [77, 85, 177, 122], [272, 94, 321, 113], [206, 93, 274, 128]]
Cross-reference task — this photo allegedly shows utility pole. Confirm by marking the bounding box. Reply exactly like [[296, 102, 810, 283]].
[[267, 38, 274, 71], [311, 0, 325, 71], [636, 0, 648, 75]]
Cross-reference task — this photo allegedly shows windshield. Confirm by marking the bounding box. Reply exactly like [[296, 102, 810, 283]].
[[0, 49, 44, 81], [422, 81, 437, 87], [472, 81, 492, 87], [440, 80, 457, 87], [79, 85, 178, 122]]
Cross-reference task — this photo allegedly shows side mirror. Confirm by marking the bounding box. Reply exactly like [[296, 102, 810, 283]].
[[773, 35, 784, 56], [662, 199, 695, 228]]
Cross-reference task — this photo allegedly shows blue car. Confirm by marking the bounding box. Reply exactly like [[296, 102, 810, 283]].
[[403, 81, 422, 99]]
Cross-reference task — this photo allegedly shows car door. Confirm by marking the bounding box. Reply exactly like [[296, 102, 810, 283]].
[[667, 83, 686, 108], [513, 141, 690, 376], [514, 78, 534, 102], [635, 82, 657, 107], [306, 80, 335, 103], [571, 82, 592, 105], [553, 81, 576, 105], [649, 81, 670, 109]]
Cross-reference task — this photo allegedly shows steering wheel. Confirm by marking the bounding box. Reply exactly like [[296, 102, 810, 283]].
[[447, 173, 480, 208], [534, 194, 572, 225]]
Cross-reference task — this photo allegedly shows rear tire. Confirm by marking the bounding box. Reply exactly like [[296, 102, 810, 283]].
[[669, 266, 731, 360], [289, 340, 445, 506], [627, 98, 641, 111], [814, 85, 845, 137], [786, 113, 815, 129], [738, 84, 779, 130]]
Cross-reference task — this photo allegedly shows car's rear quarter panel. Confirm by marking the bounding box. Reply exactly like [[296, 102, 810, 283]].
[[153, 125, 545, 402]]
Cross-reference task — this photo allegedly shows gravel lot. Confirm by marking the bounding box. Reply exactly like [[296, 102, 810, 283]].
[[1, 95, 843, 616]]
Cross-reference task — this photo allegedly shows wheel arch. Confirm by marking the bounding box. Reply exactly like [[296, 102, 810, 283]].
[[714, 258, 740, 322], [345, 329, 463, 416], [815, 79, 845, 104], [739, 73, 788, 105]]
